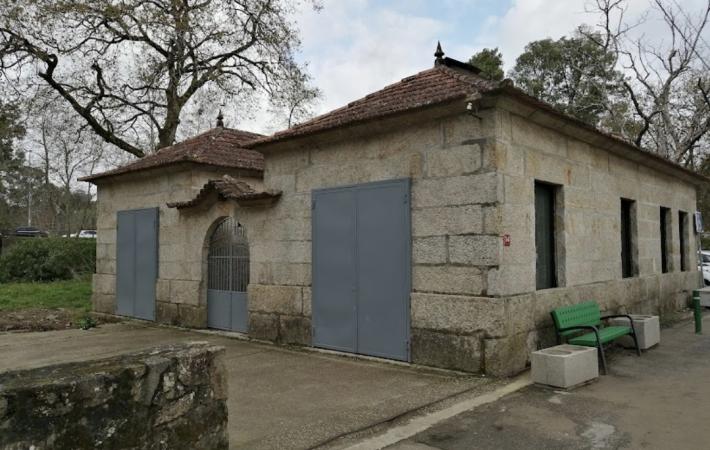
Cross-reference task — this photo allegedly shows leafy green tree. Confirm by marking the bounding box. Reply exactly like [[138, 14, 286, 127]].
[[509, 30, 624, 126], [468, 48, 504, 81]]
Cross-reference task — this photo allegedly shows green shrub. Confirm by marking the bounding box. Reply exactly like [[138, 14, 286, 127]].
[[0, 238, 96, 282]]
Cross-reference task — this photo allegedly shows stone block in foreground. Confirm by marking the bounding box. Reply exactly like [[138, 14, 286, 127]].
[[0, 342, 228, 450], [531, 344, 598, 389]]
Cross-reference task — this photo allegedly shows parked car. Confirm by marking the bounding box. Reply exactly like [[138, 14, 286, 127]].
[[63, 230, 97, 238], [14, 227, 48, 238], [77, 230, 97, 239], [699, 251, 710, 285], [701, 252, 710, 283]]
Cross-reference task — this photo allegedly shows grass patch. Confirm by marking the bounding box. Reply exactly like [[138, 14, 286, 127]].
[[0, 278, 92, 313]]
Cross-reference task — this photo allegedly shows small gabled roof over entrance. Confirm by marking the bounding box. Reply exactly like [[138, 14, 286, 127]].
[[81, 124, 264, 183], [166, 175, 281, 210]]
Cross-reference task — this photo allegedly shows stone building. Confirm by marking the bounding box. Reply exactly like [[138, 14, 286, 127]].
[[83, 50, 705, 376]]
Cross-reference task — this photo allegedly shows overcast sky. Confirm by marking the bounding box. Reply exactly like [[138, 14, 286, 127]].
[[235, 0, 707, 133], [240, 0, 616, 131]]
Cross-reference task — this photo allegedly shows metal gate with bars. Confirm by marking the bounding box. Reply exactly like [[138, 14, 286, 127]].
[[207, 217, 249, 332]]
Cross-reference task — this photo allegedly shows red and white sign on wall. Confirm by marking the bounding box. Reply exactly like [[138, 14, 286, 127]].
[[502, 234, 511, 247]]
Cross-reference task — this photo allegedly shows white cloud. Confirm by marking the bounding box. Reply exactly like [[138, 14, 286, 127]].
[[488, 0, 592, 70], [237, 0, 710, 134], [239, 0, 448, 133], [298, 1, 446, 112]]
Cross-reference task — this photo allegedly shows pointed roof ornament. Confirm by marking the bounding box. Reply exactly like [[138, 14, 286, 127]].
[[216, 110, 224, 128], [434, 41, 445, 65]]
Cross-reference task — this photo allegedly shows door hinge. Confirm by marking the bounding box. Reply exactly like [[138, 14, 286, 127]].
[[312, 199, 316, 210], [403, 193, 409, 204]]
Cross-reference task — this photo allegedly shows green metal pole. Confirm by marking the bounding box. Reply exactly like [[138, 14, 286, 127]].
[[693, 290, 702, 334]]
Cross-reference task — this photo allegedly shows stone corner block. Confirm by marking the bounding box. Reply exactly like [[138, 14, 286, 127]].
[[531, 344, 598, 388], [91, 293, 116, 314], [411, 293, 506, 337], [448, 235, 500, 266], [411, 328, 482, 372], [483, 333, 529, 377], [413, 265, 484, 296], [92, 273, 116, 296], [426, 143, 482, 177]]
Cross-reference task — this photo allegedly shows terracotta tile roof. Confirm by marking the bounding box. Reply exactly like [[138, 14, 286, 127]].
[[248, 61, 499, 147], [166, 175, 281, 209], [81, 127, 264, 182], [247, 55, 706, 184]]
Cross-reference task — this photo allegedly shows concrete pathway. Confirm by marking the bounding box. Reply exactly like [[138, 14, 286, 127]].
[[386, 315, 710, 450], [0, 322, 492, 450]]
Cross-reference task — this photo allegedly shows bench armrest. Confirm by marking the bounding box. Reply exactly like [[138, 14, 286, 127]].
[[601, 314, 635, 327]]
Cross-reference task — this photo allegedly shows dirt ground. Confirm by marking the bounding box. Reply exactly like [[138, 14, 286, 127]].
[[0, 308, 119, 332]]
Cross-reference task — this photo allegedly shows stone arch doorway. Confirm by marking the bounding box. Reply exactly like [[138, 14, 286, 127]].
[[207, 217, 249, 332]]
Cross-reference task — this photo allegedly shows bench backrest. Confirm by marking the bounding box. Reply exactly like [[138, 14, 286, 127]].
[[551, 301, 601, 330]]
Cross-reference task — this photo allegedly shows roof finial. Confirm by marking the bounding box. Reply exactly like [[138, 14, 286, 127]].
[[434, 41, 444, 65], [216, 109, 224, 128]]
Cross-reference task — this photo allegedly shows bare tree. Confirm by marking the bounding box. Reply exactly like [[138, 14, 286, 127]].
[[26, 93, 111, 234], [267, 61, 321, 130], [0, 0, 320, 157], [586, 0, 710, 166]]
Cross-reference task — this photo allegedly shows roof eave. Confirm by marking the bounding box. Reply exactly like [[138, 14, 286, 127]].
[[80, 160, 263, 184], [246, 94, 473, 152], [484, 86, 709, 186]]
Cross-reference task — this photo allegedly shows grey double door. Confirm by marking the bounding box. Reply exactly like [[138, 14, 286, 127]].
[[207, 217, 249, 332], [116, 208, 158, 321], [312, 179, 411, 361]]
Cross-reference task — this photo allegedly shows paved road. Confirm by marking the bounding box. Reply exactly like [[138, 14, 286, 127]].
[[0, 322, 492, 450], [388, 315, 710, 450]]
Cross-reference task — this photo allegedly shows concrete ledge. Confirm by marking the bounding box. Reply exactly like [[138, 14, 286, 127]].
[[0, 343, 228, 450]]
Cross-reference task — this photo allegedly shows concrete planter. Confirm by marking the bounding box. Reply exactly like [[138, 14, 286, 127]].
[[531, 345, 598, 389], [609, 315, 660, 350]]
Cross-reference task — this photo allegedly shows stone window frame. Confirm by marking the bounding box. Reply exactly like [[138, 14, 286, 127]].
[[678, 210, 690, 272], [533, 180, 566, 290], [659, 206, 674, 273], [620, 198, 639, 278]]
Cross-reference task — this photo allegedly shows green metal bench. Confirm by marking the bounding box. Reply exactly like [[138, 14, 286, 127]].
[[550, 301, 641, 374]]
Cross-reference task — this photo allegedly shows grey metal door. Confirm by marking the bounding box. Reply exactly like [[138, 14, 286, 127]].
[[207, 217, 249, 332], [312, 179, 411, 361], [116, 208, 158, 320]]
